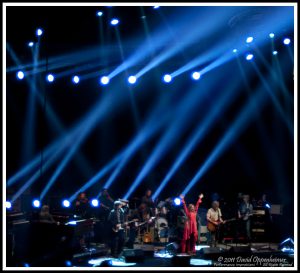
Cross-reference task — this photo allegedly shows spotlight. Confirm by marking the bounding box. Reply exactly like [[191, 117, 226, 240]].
[[100, 76, 110, 85], [246, 54, 254, 61], [269, 33, 275, 38], [36, 28, 43, 37], [265, 203, 271, 209], [91, 199, 99, 207], [72, 75, 80, 84], [272, 51, 278, 56], [6, 201, 12, 209], [279, 237, 294, 254], [163, 74, 172, 83], [32, 199, 40, 208], [128, 75, 137, 84], [174, 198, 181, 206], [62, 199, 70, 208], [110, 18, 119, 26], [97, 11, 103, 17], [24, 263, 30, 267], [65, 260, 72, 267], [153, 5, 160, 9], [46, 74, 55, 83], [232, 49, 238, 53], [246, 36, 253, 43], [283, 38, 291, 45], [28, 42, 34, 47], [191, 71, 201, 80], [16, 71, 25, 80]]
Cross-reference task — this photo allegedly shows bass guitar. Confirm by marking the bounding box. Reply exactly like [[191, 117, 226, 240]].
[[112, 219, 138, 232], [207, 218, 235, 232]]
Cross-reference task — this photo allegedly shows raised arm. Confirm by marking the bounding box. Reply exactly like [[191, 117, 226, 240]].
[[180, 194, 189, 216], [195, 193, 204, 212]]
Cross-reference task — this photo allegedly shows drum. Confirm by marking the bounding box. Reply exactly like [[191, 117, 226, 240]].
[[156, 217, 168, 241]]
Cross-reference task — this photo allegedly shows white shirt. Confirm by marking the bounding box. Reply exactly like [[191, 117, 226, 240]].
[[207, 208, 222, 222]]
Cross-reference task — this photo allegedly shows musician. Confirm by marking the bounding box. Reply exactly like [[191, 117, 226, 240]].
[[141, 189, 155, 209], [206, 201, 224, 247], [108, 201, 127, 258], [238, 194, 253, 242], [99, 188, 114, 212], [179, 193, 204, 255], [75, 192, 89, 218], [39, 205, 57, 224]]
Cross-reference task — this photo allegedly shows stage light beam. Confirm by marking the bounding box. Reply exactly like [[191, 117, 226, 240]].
[[97, 11, 103, 17], [72, 75, 80, 84], [272, 51, 278, 55], [110, 19, 119, 26], [246, 36, 253, 43], [128, 75, 137, 84], [191, 71, 201, 80], [283, 38, 291, 45], [91, 199, 99, 207], [163, 74, 172, 83], [47, 74, 55, 82], [32, 199, 40, 208], [62, 199, 70, 208], [246, 54, 254, 61], [232, 49, 238, 53], [6, 201, 12, 209], [28, 42, 34, 47], [269, 33, 275, 38], [174, 198, 181, 206], [17, 71, 25, 80], [36, 28, 43, 36], [100, 76, 110, 85]]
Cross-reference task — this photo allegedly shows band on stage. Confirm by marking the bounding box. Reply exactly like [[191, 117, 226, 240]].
[[37, 189, 272, 257]]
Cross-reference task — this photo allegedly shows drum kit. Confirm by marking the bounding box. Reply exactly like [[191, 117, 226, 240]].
[[133, 206, 170, 243]]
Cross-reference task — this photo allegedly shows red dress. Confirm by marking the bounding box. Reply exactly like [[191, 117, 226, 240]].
[[181, 197, 202, 252]]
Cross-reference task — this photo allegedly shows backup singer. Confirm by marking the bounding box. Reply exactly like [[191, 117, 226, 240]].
[[180, 193, 204, 255], [238, 194, 253, 242]]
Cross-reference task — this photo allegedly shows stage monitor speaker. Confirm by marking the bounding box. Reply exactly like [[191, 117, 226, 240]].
[[229, 246, 252, 255], [199, 247, 225, 260], [172, 254, 191, 267], [165, 242, 180, 255], [122, 249, 144, 263]]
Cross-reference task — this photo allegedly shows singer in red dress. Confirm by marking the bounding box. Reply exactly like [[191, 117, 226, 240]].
[[180, 193, 204, 254]]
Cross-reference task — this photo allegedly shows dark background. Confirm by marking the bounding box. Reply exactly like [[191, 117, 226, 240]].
[[6, 6, 294, 238]]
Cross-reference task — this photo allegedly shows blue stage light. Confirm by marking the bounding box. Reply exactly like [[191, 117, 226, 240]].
[[128, 75, 137, 84], [110, 18, 119, 26], [232, 49, 237, 53], [100, 76, 110, 85], [65, 260, 72, 267], [272, 51, 278, 55], [24, 263, 30, 267], [269, 33, 275, 38], [36, 28, 43, 36], [283, 38, 291, 45], [246, 36, 253, 43], [17, 71, 25, 80], [153, 5, 160, 9], [265, 203, 271, 209], [72, 75, 80, 84], [163, 74, 172, 83], [91, 199, 99, 207], [191, 71, 201, 80], [47, 74, 55, 83], [6, 201, 12, 209], [246, 54, 254, 61], [97, 11, 103, 17], [62, 199, 70, 208], [174, 198, 181, 206], [28, 42, 34, 47], [32, 199, 40, 208]]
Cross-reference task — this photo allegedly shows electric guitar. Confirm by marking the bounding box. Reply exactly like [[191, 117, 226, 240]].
[[207, 218, 236, 232], [112, 219, 138, 232]]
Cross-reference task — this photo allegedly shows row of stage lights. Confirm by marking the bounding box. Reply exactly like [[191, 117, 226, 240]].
[[17, 30, 292, 84], [6, 197, 183, 210]]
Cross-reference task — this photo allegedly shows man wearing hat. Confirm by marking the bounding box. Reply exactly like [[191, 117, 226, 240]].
[[108, 200, 127, 257]]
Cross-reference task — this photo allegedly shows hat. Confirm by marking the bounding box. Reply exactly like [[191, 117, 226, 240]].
[[114, 201, 122, 206]]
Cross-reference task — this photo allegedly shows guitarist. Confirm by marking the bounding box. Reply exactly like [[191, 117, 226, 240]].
[[108, 201, 127, 258], [207, 201, 224, 247], [238, 194, 253, 242]]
